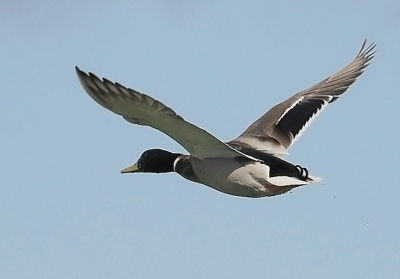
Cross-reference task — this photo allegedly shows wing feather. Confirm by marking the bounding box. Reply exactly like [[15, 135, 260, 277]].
[[229, 40, 375, 155], [76, 67, 248, 160]]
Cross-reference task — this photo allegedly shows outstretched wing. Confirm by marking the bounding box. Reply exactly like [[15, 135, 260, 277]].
[[76, 67, 249, 160], [229, 40, 375, 156]]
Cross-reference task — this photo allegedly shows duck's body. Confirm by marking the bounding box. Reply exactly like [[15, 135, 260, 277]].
[[173, 147, 313, 197], [187, 156, 299, 197], [76, 40, 375, 198]]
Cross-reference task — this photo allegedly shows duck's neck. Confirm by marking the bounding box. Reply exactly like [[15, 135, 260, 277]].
[[160, 152, 181, 173]]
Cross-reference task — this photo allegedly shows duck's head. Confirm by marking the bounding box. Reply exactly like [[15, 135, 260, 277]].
[[121, 149, 181, 174]]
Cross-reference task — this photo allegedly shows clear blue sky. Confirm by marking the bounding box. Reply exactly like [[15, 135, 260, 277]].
[[1, 1, 399, 278]]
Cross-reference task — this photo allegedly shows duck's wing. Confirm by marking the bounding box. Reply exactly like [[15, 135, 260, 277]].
[[76, 67, 249, 160], [229, 40, 376, 156]]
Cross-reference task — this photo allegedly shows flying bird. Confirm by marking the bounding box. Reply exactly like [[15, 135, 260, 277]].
[[76, 40, 375, 198]]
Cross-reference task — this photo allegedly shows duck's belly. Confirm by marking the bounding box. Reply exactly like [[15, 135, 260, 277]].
[[190, 157, 273, 198]]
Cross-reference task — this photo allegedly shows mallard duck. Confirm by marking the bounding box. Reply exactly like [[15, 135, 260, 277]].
[[76, 40, 375, 198]]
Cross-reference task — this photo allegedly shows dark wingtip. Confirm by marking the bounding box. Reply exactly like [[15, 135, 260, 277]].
[[75, 66, 86, 78]]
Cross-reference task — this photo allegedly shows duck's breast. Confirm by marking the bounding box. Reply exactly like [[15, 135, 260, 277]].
[[190, 157, 271, 197]]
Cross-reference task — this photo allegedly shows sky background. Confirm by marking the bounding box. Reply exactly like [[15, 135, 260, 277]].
[[1, 0, 400, 278]]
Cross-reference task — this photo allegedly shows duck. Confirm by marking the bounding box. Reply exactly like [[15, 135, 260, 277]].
[[76, 40, 375, 198]]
